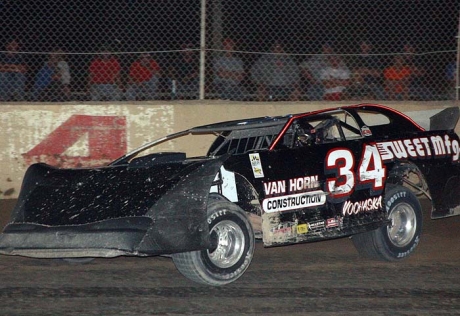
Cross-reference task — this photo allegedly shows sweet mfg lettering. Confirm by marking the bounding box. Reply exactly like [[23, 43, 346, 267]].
[[377, 135, 460, 162]]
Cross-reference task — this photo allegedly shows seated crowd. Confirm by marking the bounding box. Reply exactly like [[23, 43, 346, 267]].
[[0, 38, 456, 102]]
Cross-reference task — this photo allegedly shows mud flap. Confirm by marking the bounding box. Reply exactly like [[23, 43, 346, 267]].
[[432, 175, 460, 219]]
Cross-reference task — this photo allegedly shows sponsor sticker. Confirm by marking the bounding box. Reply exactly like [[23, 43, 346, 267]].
[[376, 135, 460, 162], [297, 224, 308, 235], [263, 175, 320, 196], [271, 222, 295, 236], [326, 217, 342, 228], [249, 153, 264, 178], [262, 190, 326, 213], [342, 195, 382, 216], [308, 221, 325, 230], [361, 125, 372, 137]]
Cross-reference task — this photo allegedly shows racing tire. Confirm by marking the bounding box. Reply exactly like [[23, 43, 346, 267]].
[[352, 185, 422, 261], [172, 200, 255, 286]]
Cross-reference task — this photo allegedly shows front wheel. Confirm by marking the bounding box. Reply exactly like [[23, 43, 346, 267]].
[[172, 200, 255, 286], [352, 185, 422, 261]]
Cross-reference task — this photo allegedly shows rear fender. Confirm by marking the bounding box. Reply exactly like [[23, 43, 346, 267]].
[[386, 161, 460, 219], [386, 162, 432, 217], [432, 175, 460, 219], [386, 162, 430, 199]]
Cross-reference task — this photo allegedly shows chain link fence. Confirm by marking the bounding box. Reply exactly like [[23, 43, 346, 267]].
[[0, 0, 458, 102]]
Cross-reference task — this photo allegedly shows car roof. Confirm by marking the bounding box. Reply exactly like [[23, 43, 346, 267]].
[[189, 104, 425, 134], [189, 115, 291, 133]]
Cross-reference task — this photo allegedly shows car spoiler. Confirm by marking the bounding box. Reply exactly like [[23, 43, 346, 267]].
[[429, 107, 460, 131]]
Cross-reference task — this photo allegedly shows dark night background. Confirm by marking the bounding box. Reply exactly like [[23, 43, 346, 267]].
[[1, 0, 458, 52]]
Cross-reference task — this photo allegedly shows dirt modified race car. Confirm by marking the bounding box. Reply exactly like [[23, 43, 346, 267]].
[[1, 104, 460, 286]]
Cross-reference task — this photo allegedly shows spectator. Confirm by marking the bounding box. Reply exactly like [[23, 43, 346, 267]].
[[125, 53, 161, 100], [299, 43, 335, 100], [168, 43, 199, 99], [348, 41, 385, 100], [213, 38, 246, 100], [250, 41, 300, 101], [383, 55, 411, 100], [88, 47, 121, 101], [402, 43, 430, 100], [34, 50, 71, 101], [33, 53, 63, 101], [0, 39, 27, 101], [55, 50, 71, 100], [320, 55, 351, 101]]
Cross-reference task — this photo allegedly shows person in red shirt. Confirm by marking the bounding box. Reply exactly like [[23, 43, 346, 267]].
[[88, 48, 121, 101], [383, 55, 412, 100], [125, 53, 161, 100]]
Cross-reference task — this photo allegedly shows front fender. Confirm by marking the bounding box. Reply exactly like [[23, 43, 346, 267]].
[[137, 154, 230, 254]]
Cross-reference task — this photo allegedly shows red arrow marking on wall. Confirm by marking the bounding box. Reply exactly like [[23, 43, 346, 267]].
[[23, 115, 127, 168]]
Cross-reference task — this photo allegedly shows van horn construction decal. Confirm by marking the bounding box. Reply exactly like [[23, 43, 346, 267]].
[[263, 175, 320, 196], [262, 190, 326, 213], [262, 175, 325, 213]]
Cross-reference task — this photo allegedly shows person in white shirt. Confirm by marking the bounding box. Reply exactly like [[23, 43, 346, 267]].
[[320, 55, 350, 101], [55, 50, 71, 100]]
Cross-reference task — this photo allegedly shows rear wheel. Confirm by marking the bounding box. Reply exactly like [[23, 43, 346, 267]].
[[172, 200, 255, 286], [352, 185, 422, 261]]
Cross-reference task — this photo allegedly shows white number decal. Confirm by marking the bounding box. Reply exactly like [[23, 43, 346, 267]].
[[326, 144, 386, 199], [326, 149, 355, 198], [358, 144, 386, 191]]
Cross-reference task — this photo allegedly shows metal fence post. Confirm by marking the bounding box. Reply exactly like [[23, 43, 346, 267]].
[[199, 0, 207, 100]]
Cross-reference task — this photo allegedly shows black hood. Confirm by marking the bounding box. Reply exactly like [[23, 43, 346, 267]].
[[12, 154, 223, 226]]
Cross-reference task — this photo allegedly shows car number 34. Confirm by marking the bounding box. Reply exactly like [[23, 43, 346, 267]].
[[325, 144, 386, 199]]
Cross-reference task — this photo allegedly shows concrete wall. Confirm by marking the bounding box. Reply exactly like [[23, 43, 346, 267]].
[[1, 100, 459, 199]]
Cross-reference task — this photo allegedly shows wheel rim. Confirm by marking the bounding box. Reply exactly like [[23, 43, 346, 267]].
[[387, 202, 417, 247], [208, 220, 245, 269]]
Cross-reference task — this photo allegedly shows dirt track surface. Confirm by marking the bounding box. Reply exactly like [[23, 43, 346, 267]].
[[0, 199, 459, 316]]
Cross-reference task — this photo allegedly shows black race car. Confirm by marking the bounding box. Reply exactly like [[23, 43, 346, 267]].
[[1, 104, 460, 286]]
